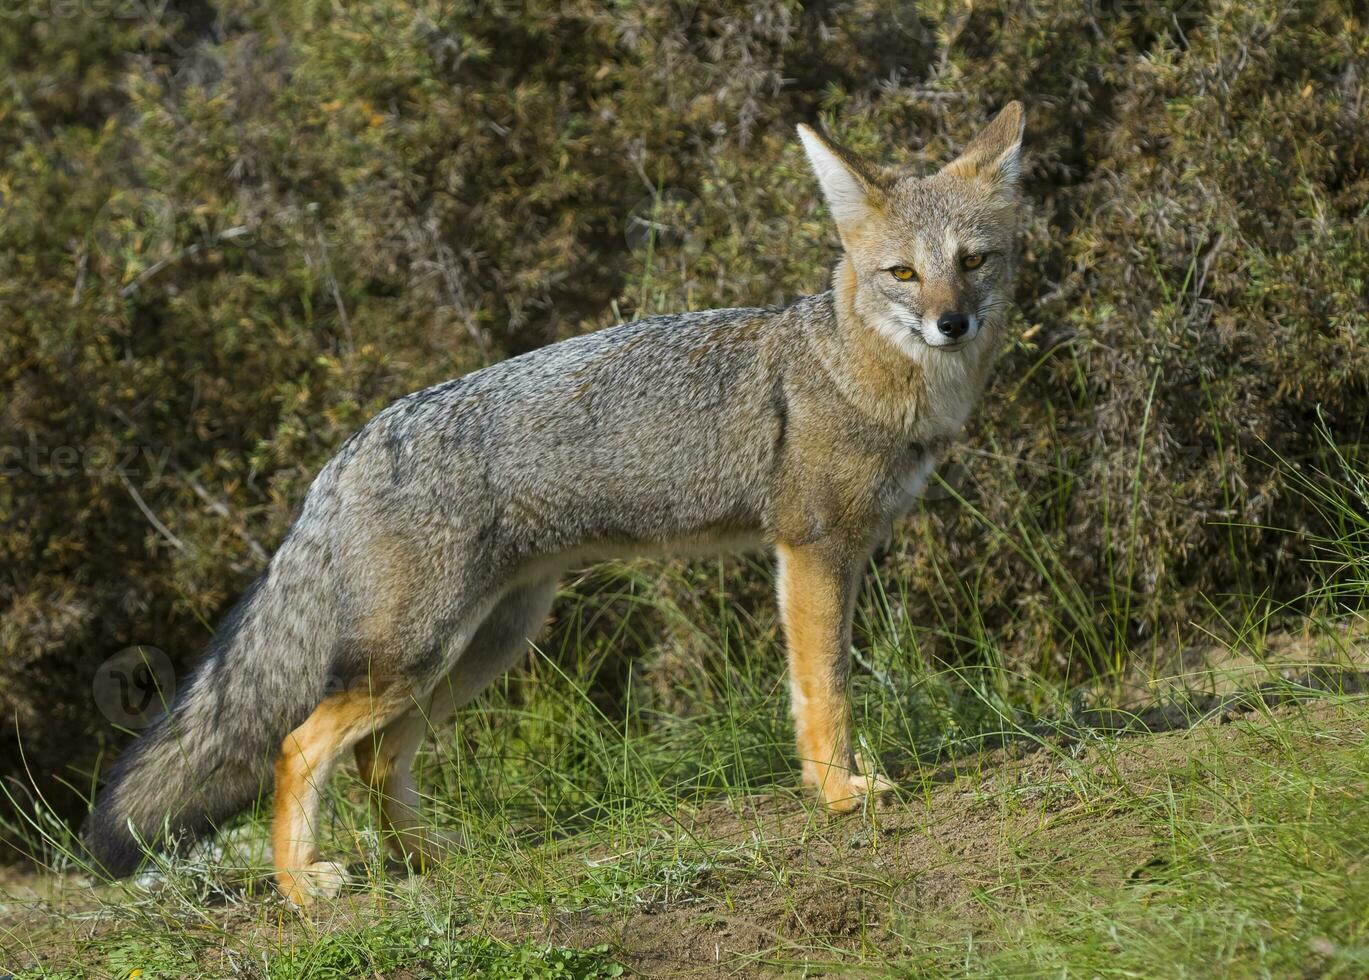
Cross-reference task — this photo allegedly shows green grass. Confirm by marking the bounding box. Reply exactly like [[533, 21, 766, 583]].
[[3, 433, 1366, 977], [2, 599, 1365, 976], [20, 920, 624, 979]]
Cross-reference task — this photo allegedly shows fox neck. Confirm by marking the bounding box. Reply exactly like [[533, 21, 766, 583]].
[[824, 256, 994, 440]]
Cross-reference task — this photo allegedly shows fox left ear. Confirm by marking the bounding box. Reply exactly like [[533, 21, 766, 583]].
[[941, 101, 1025, 196]]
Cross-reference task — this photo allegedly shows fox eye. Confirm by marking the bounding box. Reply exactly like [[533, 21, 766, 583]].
[[961, 253, 986, 271], [889, 266, 918, 282]]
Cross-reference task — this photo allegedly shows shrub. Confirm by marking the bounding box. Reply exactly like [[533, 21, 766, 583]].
[[0, 0, 1364, 840]]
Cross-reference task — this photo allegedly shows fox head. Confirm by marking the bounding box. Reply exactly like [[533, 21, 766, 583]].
[[798, 103, 1025, 362]]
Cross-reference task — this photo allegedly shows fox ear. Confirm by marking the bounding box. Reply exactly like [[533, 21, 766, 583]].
[[797, 123, 883, 232], [942, 101, 1025, 195]]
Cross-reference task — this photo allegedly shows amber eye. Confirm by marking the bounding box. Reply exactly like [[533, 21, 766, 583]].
[[961, 253, 986, 271], [890, 266, 918, 282]]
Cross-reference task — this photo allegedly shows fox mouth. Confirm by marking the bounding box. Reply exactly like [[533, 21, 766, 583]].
[[918, 332, 974, 353], [925, 337, 971, 352]]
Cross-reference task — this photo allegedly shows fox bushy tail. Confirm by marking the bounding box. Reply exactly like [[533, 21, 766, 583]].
[[82, 571, 334, 876]]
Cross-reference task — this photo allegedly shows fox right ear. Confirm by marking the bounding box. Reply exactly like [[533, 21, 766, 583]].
[[797, 124, 883, 232]]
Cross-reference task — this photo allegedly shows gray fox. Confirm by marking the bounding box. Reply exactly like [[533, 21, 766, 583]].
[[84, 102, 1027, 905]]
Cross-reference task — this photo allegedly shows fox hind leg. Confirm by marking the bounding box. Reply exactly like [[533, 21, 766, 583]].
[[353, 693, 480, 870], [353, 577, 558, 869], [354, 708, 443, 869], [272, 685, 415, 906]]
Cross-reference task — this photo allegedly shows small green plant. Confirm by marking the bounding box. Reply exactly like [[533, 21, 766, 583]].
[[266, 921, 623, 980]]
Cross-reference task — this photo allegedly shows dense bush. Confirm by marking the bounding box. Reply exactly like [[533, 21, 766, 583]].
[[1, 0, 1365, 837]]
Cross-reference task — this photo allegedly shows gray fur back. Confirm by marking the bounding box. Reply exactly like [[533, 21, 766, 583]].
[[322, 301, 815, 562]]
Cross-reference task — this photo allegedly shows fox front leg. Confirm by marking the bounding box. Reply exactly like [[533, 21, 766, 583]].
[[775, 541, 896, 811]]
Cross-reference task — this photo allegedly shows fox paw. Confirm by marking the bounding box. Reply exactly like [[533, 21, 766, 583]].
[[279, 860, 348, 906], [825, 772, 897, 812], [818, 757, 897, 812]]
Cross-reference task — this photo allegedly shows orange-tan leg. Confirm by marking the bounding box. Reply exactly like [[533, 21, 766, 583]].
[[776, 541, 896, 811], [273, 686, 413, 905]]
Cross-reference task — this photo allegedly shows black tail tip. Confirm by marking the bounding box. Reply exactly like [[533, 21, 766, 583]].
[[80, 804, 147, 878]]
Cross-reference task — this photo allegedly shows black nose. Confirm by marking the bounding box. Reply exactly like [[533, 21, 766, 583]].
[[936, 313, 971, 339]]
